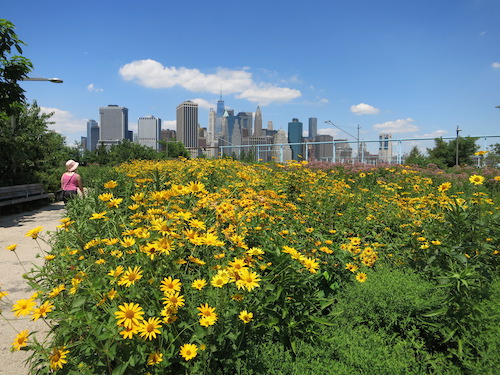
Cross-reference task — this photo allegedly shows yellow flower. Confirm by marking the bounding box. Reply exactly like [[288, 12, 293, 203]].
[[147, 351, 163, 366], [211, 273, 229, 288], [12, 330, 29, 350], [179, 343, 198, 361], [162, 292, 185, 309], [89, 211, 107, 220], [437, 182, 452, 192], [118, 266, 143, 287], [6, 244, 17, 251], [32, 301, 55, 321], [235, 269, 261, 292], [49, 346, 69, 370], [107, 198, 123, 208], [104, 180, 118, 188], [191, 279, 207, 290], [138, 317, 162, 340], [25, 226, 43, 239], [469, 174, 485, 185], [238, 310, 254, 323], [345, 263, 358, 273], [119, 324, 139, 339], [12, 298, 37, 317], [98, 193, 114, 201], [120, 236, 136, 248], [160, 277, 182, 294], [115, 302, 145, 328], [0, 290, 10, 300], [356, 272, 368, 283]]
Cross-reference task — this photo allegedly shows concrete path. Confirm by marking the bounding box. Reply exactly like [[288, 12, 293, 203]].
[[0, 202, 65, 375]]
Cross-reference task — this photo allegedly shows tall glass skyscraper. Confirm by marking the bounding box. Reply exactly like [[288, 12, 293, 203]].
[[253, 106, 262, 136], [308, 117, 317, 139], [288, 118, 303, 161], [215, 96, 225, 135], [86, 119, 99, 151]]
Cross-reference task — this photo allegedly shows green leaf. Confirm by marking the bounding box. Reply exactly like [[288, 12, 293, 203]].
[[308, 315, 336, 326], [422, 307, 447, 317]]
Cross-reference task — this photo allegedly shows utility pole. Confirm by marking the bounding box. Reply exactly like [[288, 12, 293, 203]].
[[455, 126, 461, 166]]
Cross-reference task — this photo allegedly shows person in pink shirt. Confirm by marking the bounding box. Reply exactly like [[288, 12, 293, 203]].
[[61, 159, 84, 203]]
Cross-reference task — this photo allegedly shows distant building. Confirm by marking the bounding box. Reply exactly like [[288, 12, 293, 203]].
[[80, 136, 87, 152], [215, 95, 225, 136], [308, 117, 317, 139], [288, 118, 303, 160], [273, 129, 292, 162], [98, 105, 129, 148], [208, 108, 216, 146], [253, 106, 262, 136], [314, 134, 333, 161], [176, 101, 199, 153], [379, 133, 392, 162], [236, 112, 253, 137], [138, 115, 161, 150], [334, 139, 353, 161], [86, 119, 99, 151]]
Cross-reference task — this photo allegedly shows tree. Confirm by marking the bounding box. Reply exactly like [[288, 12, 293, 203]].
[[0, 19, 33, 117], [158, 139, 190, 159], [427, 137, 479, 167], [0, 102, 72, 188], [404, 146, 427, 166]]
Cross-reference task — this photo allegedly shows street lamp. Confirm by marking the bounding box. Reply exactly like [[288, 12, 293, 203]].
[[324, 120, 361, 162], [21, 77, 63, 83], [455, 126, 462, 166]]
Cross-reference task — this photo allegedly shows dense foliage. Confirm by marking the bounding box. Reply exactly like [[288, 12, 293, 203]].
[[3, 160, 499, 374]]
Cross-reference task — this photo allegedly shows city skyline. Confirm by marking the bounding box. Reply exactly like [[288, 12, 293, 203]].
[[3, 0, 500, 151]]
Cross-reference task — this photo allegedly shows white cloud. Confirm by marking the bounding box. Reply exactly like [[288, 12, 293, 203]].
[[492, 62, 500, 69], [40, 107, 86, 133], [163, 120, 176, 130], [87, 83, 103, 92], [119, 59, 301, 105], [419, 130, 447, 138], [318, 98, 329, 104], [351, 103, 380, 115], [373, 118, 419, 133], [190, 98, 214, 110], [236, 86, 301, 105], [317, 127, 342, 138]]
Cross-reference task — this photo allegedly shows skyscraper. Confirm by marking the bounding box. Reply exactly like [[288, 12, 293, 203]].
[[176, 100, 198, 149], [215, 95, 225, 135], [288, 118, 303, 161], [308, 117, 317, 139], [138, 115, 161, 150], [253, 106, 262, 136], [86, 119, 99, 151], [208, 108, 216, 146], [99, 105, 129, 147], [379, 133, 392, 162]]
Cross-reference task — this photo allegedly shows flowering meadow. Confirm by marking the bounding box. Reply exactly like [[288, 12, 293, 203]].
[[2, 159, 500, 374]]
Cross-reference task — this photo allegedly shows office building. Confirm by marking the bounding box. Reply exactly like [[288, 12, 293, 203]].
[[215, 95, 225, 135], [99, 105, 129, 147], [176, 100, 199, 150], [379, 133, 392, 162], [288, 118, 303, 160], [86, 119, 99, 151], [208, 108, 216, 146], [138, 115, 161, 150], [308, 117, 317, 139], [253, 106, 262, 136]]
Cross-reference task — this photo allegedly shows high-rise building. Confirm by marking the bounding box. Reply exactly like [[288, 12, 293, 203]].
[[99, 105, 129, 147], [379, 133, 392, 162], [267, 120, 273, 131], [253, 106, 262, 136], [176, 100, 199, 150], [215, 95, 225, 135], [236, 112, 253, 137], [308, 117, 317, 139], [288, 118, 303, 160], [86, 119, 99, 151], [208, 108, 216, 146], [273, 129, 292, 162], [138, 115, 161, 150]]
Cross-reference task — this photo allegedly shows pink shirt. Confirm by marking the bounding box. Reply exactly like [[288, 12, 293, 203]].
[[61, 173, 80, 191]]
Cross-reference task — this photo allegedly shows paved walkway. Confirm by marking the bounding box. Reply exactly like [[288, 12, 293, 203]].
[[0, 202, 65, 375]]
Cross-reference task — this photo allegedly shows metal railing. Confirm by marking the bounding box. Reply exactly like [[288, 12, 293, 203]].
[[188, 135, 500, 165]]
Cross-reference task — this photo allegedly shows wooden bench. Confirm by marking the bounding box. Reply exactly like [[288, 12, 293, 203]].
[[0, 183, 51, 207]]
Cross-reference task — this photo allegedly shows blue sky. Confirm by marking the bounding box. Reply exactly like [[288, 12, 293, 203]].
[[4, 0, 500, 152]]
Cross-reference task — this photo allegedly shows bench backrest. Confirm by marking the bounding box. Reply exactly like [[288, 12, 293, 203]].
[[0, 183, 46, 200]]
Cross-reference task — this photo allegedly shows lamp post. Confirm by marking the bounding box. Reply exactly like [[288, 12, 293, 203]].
[[10, 75, 63, 130], [455, 126, 462, 166], [324, 120, 361, 162]]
